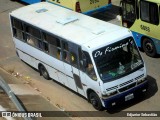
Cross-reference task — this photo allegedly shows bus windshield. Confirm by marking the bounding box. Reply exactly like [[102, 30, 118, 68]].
[[93, 37, 144, 82]]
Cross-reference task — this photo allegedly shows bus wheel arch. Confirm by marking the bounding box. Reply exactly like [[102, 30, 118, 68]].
[[141, 36, 157, 57], [87, 89, 103, 111], [38, 63, 50, 80]]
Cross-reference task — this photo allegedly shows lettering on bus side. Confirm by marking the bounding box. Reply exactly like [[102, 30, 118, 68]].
[[90, 0, 99, 4], [140, 25, 150, 32], [51, 0, 60, 3]]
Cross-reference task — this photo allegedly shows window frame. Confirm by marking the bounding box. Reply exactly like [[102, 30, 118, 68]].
[[83, 51, 97, 81], [42, 32, 62, 59], [11, 17, 25, 41], [140, 0, 159, 25]]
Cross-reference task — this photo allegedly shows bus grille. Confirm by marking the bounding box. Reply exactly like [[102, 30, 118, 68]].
[[106, 86, 118, 91], [119, 79, 134, 87], [135, 74, 144, 80], [106, 74, 144, 93], [119, 82, 136, 92]]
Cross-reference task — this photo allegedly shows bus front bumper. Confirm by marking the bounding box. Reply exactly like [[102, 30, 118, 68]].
[[102, 81, 148, 108]]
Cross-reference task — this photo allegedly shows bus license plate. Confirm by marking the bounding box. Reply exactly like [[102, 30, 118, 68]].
[[125, 93, 134, 101]]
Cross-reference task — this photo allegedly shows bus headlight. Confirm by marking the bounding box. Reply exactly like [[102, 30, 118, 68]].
[[102, 90, 118, 98], [137, 78, 146, 84]]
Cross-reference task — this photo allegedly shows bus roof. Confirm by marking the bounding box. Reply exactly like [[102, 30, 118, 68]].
[[10, 2, 131, 51]]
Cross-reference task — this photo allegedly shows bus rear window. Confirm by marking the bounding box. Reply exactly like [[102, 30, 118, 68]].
[[12, 18, 23, 30]]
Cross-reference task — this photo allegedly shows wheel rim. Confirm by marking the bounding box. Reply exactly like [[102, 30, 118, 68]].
[[90, 97, 98, 108], [41, 66, 48, 78], [145, 42, 153, 53], [143, 38, 157, 57], [89, 92, 103, 110]]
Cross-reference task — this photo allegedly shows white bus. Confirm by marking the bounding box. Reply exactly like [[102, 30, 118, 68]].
[[10, 2, 148, 110]]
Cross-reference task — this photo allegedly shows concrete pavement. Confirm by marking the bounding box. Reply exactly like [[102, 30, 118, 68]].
[[0, 67, 72, 119]]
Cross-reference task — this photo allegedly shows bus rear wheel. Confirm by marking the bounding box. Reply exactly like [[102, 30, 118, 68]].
[[142, 38, 157, 57], [39, 65, 50, 80], [89, 92, 103, 111]]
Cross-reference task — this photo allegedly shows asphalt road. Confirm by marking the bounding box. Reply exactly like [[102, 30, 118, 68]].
[[0, 0, 160, 120]]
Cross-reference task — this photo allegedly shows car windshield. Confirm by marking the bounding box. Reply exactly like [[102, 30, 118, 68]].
[[93, 37, 144, 82]]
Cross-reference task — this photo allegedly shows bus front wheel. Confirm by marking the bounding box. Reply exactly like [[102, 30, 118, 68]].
[[142, 38, 157, 57], [89, 92, 103, 111], [39, 65, 50, 80]]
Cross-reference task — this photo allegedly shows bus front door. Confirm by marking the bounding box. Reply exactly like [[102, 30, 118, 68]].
[[62, 42, 85, 96], [72, 66, 85, 96], [70, 45, 85, 96]]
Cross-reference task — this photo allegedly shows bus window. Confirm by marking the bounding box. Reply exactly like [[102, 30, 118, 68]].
[[13, 29, 24, 40], [63, 51, 70, 62], [43, 42, 49, 53], [43, 33, 62, 59], [93, 37, 143, 82], [26, 35, 38, 47], [121, 0, 136, 28], [83, 51, 97, 81], [62, 41, 70, 63], [122, 1, 136, 22], [26, 25, 41, 39], [57, 49, 62, 60], [25, 25, 41, 48], [140, 1, 159, 25], [78, 49, 86, 72], [70, 52, 77, 67], [68, 43, 79, 68], [13, 18, 23, 30], [12, 18, 24, 41]]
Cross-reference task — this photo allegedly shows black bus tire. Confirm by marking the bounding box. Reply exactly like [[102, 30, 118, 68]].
[[39, 65, 50, 80], [142, 38, 157, 57], [89, 92, 103, 111]]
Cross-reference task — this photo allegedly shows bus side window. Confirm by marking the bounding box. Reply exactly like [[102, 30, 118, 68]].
[[62, 41, 70, 63], [26, 35, 38, 46], [12, 18, 24, 41], [140, 1, 159, 25], [83, 51, 97, 81], [26, 25, 41, 39], [43, 32, 62, 59], [68, 43, 79, 68], [57, 49, 62, 60], [70, 52, 77, 67], [79, 50, 85, 71], [25, 25, 41, 48], [43, 42, 49, 53]]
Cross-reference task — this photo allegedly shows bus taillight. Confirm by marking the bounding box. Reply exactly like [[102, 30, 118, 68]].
[[76, 2, 81, 13]]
